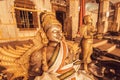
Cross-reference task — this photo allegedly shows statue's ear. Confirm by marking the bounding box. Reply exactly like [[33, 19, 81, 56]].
[[40, 31, 48, 44], [39, 29, 48, 45]]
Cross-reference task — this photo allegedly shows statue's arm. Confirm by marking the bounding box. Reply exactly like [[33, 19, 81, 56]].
[[29, 47, 48, 76], [41, 47, 48, 72], [83, 28, 92, 39], [79, 26, 91, 39], [29, 49, 42, 74]]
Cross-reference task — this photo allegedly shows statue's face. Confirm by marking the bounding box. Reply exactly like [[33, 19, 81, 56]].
[[87, 17, 92, 23], [46, 25, 63, 43], [84, 15, 92, 24]]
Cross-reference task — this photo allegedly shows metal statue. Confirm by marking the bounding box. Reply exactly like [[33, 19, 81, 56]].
[[0, 12, 95, 80], [79, 15, 96, 73]]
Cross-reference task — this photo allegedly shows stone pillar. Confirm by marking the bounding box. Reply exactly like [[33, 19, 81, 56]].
[[112, 3, 120, 32], [69, 0, 79, 38], [97, 0, 109, 34]]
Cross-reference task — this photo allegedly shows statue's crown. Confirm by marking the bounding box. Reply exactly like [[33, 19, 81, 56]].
[[40, 12, 62, 32]]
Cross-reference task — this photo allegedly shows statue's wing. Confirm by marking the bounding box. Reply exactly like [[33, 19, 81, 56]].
[[0, 41, 34, 80], [0, 41, 44, 80], [0, 29, 47, 80]]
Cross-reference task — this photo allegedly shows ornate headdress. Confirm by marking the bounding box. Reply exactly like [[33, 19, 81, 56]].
[[40, 12, 62, 32]]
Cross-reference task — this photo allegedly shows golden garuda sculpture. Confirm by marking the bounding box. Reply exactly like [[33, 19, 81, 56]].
[[0, 12, 82, 80]]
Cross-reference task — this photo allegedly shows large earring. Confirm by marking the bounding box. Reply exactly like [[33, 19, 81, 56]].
[[39, 30, 48, 45]]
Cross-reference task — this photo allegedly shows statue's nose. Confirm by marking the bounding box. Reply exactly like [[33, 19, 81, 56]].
[[60, 32, 63, 36]]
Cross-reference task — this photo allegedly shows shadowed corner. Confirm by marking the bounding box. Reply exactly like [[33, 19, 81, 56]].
[[0, 65, 6, 73]]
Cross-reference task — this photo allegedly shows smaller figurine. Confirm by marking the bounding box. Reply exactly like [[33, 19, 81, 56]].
[[79, 15, 96, 73]]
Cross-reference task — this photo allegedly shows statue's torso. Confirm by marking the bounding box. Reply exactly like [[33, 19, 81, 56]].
[[46, 46, 55, 62], [82, 25, 94, 43]]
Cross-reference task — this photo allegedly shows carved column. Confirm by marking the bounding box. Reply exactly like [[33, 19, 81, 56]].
[[97, 0, 109, 34], [69, 0, 79, 39], [112, 3, 120, 32]]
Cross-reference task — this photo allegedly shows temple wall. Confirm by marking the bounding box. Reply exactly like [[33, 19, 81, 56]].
[[0, 0, 52, 39]]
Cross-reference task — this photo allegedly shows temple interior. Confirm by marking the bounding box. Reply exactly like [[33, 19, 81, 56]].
[[0, 0, 120, 80]]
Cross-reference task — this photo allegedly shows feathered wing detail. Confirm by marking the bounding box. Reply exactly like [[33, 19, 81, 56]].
[[0, 43, 33, 80], [0, 29, 47, 80], [0, 42, 44, 80]]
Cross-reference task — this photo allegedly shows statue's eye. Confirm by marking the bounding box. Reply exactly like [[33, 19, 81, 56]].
[[52, 30, 57, 33]]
